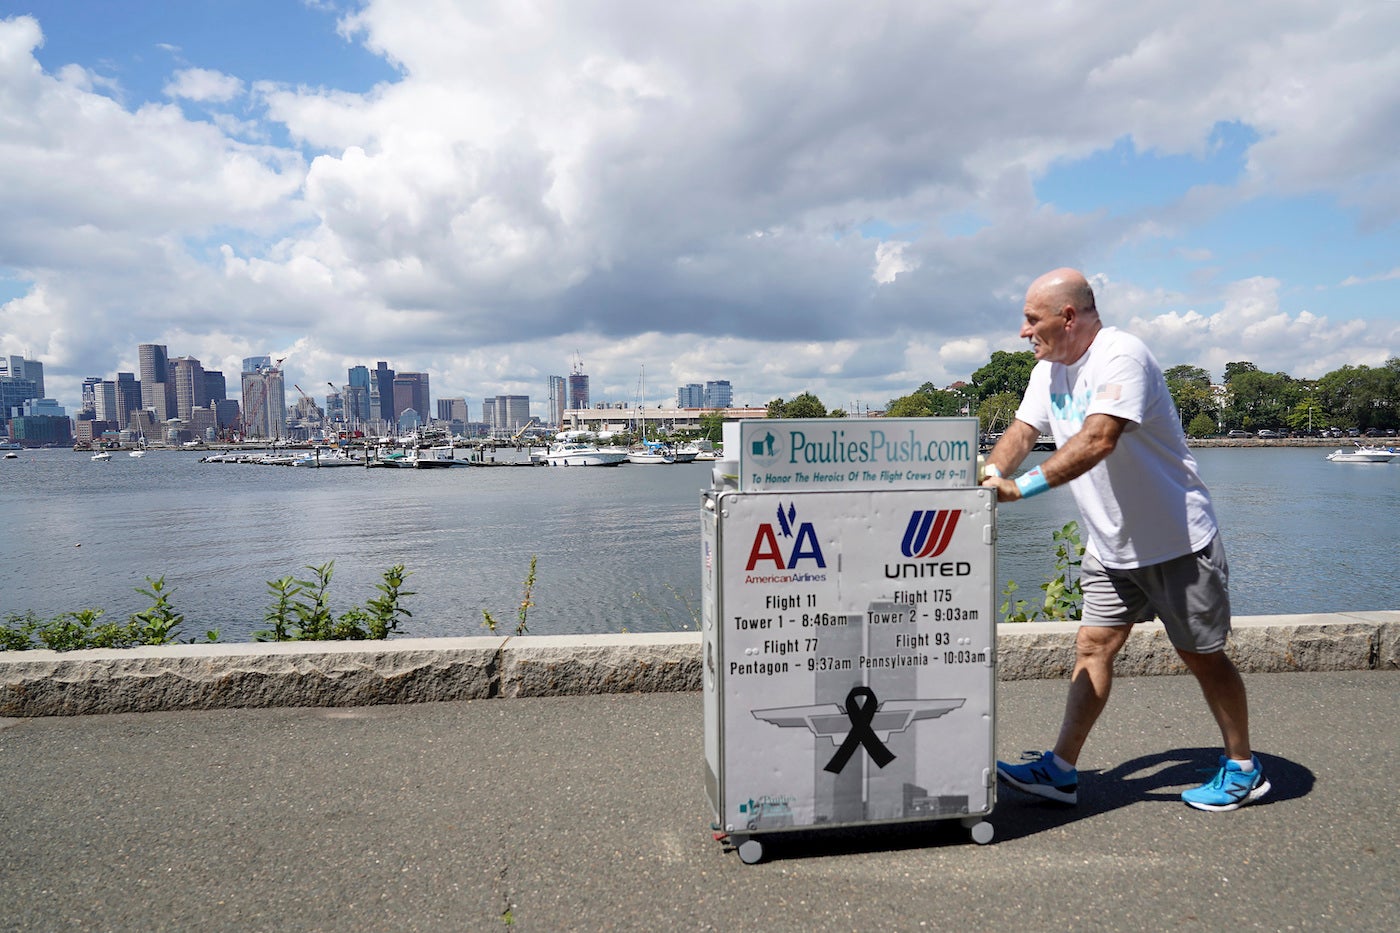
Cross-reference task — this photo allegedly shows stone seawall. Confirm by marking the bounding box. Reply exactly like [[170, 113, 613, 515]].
[[2, 612, 1396, 717]]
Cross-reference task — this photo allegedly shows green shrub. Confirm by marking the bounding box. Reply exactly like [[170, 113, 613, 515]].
[[1002, 521, 1085, 623]]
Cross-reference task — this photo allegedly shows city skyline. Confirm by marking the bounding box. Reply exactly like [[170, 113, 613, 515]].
[[2, 4, 1397, 417]]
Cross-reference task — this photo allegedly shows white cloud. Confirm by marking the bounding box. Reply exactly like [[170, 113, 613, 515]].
[[1, 4, 1396, 414], [164, 67, 244, 103]]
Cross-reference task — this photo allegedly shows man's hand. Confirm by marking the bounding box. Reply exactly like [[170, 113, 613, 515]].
[[981, 475, 1020, 503]]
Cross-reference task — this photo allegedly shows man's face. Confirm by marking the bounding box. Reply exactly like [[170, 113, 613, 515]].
[[1020, 289, 1070, 363]]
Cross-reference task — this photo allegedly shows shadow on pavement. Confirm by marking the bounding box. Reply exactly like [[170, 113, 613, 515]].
[[989, 747, 1315, 841], [715, 748, 1315, 861]]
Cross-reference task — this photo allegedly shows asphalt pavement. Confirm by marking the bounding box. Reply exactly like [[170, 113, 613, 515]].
[[2, 669, 1397, 932]]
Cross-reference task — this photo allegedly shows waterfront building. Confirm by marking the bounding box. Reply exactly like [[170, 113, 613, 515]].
[[72, 419, 111, 446], [81, 377, 101, 416], [93, 381, 119, 423], [437, 398, 467, 423], [139, 344, 175, 422], [1, 354, 44, 397], [324, 388, 344, 426], [347, 366, 372, 425], [343, 383, 370, 429], [393, 372, 430, 424], [484, 395, 532, 436], [548, 375, 567, 427], [192, 407, 218, 440], [171, 356, 205, 420], [8, 398, 72, 447], [568, 371, 590, 412], [562, 404, 767, 435], [677, 384, 704, 408], [115, 373, 141, 429], [214, 399, 240, 431], [704, 380, 733, 409], [374, 362, 395, 424], [1, 354, 42, 418], [203, 371, 227, 406], [239, 361, 286, 440]]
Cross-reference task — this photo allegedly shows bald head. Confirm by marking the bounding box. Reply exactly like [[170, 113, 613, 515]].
[[1020, 267, 1102, 364], [1027, 268, 1098, 320]]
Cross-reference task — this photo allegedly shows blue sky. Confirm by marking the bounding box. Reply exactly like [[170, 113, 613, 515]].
[[3, 1, 1398, 415]]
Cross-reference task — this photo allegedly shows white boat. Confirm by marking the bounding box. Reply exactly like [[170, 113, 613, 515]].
[[129, 449, 145, 458], [540, 442, 628, 467], [91, 451, 112, 461], [627, 439, 676, 464], [627, 365, 676, 464], [3, 451, 16, 459], [412, 445, 463, 468], [292, 448, 360, 467], [1326, 446, 1397, 463], [670, 443, 701, 463]]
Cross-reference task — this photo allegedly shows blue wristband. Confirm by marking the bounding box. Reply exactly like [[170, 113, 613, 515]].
[[1014, 466, 1050, 499]]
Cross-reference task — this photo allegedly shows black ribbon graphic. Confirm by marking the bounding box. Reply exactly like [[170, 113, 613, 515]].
[[824, 686, 896, 774]]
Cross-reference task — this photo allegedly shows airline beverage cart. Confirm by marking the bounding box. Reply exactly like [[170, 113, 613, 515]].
[[701, 419, 997, 864]]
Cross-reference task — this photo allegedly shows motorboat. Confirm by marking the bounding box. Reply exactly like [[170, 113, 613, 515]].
[[1326, 445, 1397, 463], [292, 448, 360, 467], [670, 443, 701, 463], [91, 451, 112, 461], [540, 442, 628, 467], [129, 449, 145, 458], [411, 445, 464, 468], [627, 440, 675, 464]]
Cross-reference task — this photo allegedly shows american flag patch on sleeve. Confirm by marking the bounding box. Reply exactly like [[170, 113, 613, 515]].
[[1095, 383, 1123, 401]]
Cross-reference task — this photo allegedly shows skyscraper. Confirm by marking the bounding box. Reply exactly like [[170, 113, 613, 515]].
[[437, 398, 467, 422], [677, 384, 704, 408], [203, 371, 227, 405], [115, 373, 141, 429], [81, 377, 101, 416], [548, 375, 567, 426], [485, 395, 531, 435], [374, 362, 395, 424], [1, 355, 44, 397], [139, 344, 174, 421], [568, 371, 589, 411], [171, 356, 205, 420], [0, 355, 40, 418], [240, 359, 286, 439], [704, 380, 733, 409]]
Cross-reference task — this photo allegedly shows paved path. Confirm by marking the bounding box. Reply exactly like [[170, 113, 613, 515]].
[[2, 670, 1397, 931]]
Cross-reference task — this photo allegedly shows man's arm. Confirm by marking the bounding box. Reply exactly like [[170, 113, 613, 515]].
[[982, 413, 1128, 502], [983, 418, 1039, 479]]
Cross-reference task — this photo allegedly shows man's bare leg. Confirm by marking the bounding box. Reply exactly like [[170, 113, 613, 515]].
[[1053, 624, 1132, 766]]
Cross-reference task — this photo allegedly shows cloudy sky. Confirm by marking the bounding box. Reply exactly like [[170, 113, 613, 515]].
[[3, 1, 1399, 418]]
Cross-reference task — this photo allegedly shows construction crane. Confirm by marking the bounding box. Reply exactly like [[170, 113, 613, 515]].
[[511, 418, 538, 444], [292, 384, 324, 423]]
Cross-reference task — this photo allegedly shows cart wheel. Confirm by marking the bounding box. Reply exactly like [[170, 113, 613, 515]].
[[968, 820, 994, 845], [737, 837, 765, 864]]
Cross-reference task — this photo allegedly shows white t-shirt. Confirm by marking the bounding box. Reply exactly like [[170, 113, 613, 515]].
[[1014, 327, 1218, 569]]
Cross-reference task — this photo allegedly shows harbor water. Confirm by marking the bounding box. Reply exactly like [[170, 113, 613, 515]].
[[1, 447, 1397, 643]]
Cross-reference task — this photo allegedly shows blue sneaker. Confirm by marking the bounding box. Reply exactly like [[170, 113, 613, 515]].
[[997, 751, 1078, 804], [1182, 756, 1271, 812]]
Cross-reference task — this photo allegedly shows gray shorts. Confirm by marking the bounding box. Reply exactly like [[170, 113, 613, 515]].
[[1080, 534, 1231, 653]]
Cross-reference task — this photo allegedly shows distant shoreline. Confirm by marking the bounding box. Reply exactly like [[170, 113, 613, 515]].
[[1185, 436, 1397, 448]]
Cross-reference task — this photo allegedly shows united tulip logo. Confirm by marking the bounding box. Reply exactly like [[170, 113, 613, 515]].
[[900, 510, 960, 559]]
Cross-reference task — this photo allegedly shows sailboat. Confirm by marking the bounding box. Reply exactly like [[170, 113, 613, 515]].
[[627, 366, 675, 464], [129, 421, 147, 457]]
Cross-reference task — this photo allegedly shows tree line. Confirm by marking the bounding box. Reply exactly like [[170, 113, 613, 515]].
[[760, 352, 1400, 437]]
